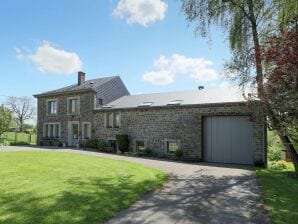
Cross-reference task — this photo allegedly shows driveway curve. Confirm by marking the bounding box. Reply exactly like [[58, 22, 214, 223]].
[[1, 146, 269, 224]]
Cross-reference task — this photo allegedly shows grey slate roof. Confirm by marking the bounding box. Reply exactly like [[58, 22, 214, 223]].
[[101, 87, 247, 109], [34, 76, 129, 98]]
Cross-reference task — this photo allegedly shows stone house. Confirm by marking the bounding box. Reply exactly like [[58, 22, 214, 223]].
[[34, 72, 266, 165]]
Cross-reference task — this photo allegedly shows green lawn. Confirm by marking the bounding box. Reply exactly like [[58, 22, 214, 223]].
[[0, 151, 167, 224], [256, 163, 298, 224]]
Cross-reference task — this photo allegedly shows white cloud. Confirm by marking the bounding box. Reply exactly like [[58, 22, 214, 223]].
[[113, 0, 167, 26], [28, 41, 82, 75], [142, 54, 218, 85], [15, 48, 25, 61]]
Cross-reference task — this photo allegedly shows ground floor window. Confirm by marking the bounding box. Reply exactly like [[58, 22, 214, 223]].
[[44, 123, 60, 138], [135, 140, 145, 152], [166, 140, 179, 154], [108, 139, 117, 151], [82, 122, 91, 140]]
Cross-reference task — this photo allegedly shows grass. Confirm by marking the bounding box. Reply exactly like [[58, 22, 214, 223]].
[[0, 132, 37, 145], [0, 151, 167, 224], [256, 162, 298, 224]]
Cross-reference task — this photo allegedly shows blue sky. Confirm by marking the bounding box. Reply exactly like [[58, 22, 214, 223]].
[[0, 0, 231, 103]]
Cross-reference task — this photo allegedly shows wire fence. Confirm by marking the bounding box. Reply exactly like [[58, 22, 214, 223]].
[[0, 132, 37, 145]]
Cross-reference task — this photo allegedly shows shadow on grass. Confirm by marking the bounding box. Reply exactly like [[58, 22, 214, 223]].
[[0, 174, 166, 224]]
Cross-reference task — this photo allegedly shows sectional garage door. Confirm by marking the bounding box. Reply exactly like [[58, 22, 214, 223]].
[[203, 116, 254, 165]]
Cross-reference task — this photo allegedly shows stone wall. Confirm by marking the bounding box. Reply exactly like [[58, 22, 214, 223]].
[[93, 103, 266, 164], [36, 91, 95, 146]]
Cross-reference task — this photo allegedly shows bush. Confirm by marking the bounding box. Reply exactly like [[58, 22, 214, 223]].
[[97, 139, 108, 151], [116, 135, 129, 154], [83, 139, 98, 149], [268, 130, 283, 161], [175, 149, 183, 158], [268, 146, 281, 161], [9, 141, 30, 146], [270, 160, 288, 170]]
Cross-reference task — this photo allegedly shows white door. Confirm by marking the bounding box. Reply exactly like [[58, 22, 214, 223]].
[[203, 116, 254, 165], [68, 121, 79, 147]]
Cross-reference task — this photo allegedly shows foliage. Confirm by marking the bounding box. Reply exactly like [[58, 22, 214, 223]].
[[270, 160, 288, 170], [0, 106, 12, 136], [97, 139, 108, 151], [268, 130, 283, 161], [116, 134, 129, 154], [175, 149, 183, 158], [82, 139, 98, 149], [5, 96, 36, 132], [256, 162, 298, 223], [9, 141, 30, 146], [0, 151, 167, 224]]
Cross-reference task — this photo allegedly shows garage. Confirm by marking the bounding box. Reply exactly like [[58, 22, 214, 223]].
[[203, 116, 254, 165]]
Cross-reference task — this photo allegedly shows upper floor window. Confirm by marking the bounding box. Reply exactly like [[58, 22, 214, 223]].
[[67, 97, 80, 114], [47, 99, 57, 115], [98, 98, 103, 106], [114, 113, 120, 128], [106, 112, 121, 128]]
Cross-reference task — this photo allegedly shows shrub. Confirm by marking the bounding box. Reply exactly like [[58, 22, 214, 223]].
[[175, 149, 183, 158], [268, 146, 281, 161], [270, 160, 288, 170], [97, 139, 108, 151], [83, 139, 98, 149], [9, 141, 30, 146], [116, 135, 129, 154]]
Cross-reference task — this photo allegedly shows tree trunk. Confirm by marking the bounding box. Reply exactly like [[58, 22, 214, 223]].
[[248, 1, 265, 100], [277, 131, 298, 174], [19, 120, 23, 132]]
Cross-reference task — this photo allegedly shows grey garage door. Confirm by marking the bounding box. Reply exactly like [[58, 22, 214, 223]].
[[203, 116, 253, 165]]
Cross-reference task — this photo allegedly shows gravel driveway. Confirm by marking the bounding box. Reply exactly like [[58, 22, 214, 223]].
[[0, 146, 269, 224]]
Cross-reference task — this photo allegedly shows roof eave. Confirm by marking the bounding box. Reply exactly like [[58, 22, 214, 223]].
[[33, 88, 96, 98]]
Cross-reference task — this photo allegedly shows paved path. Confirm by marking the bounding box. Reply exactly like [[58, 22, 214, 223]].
[[1, 146, 269, 224]]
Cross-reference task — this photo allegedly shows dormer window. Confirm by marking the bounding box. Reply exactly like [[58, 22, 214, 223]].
[[98, 98, 103, 106], [47, 99, 57, 115], [67, 97, 80, 115]]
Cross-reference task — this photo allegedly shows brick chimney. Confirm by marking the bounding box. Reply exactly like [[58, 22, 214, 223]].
[[78, 71, 85, 85]]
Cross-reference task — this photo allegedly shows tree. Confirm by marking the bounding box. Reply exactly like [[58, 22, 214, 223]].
[[0, 105, 12, 137], [6, 97, 35, 132], [181, 0, 298, 172], [261, 26, 298, 172]]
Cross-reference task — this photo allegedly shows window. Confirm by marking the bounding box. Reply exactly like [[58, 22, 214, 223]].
[[44, 123, 60, 138], [98, 98, 103, 106], [138, 102, 153, 107], [166, 141, 179, 154], [135, 141, 145, 152], [108, 139, 117, 151], [68, 97, 79, 114], [47, 99, 57, 115], [106, 113, 121, 128], [82, 122, 91, 139], [107, 113, 113, 128], [114, 113, 120, 128]]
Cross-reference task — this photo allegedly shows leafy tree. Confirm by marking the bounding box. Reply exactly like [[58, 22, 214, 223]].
[[0, 105, 12, 137], [181, 0, 298, 172], [6, 97, 35, 132], [261, 26, 298, 171]]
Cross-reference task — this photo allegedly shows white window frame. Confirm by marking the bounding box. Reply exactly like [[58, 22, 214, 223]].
[[105, 112, 121, 128], [82, 122, 91, 140], [43, 122, 61, 138], [114, 112, 121, 128], [164, 139, 181, 154], [46, 99, 57, 116], [67, 96, 80, 115]]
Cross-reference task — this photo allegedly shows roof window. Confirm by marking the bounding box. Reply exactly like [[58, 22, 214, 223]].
[[138, 102, 153, 107], [167, 100, 183, 106]]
